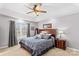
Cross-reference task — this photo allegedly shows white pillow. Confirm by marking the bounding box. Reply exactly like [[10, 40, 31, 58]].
[[35, 34, 42, 39], [42, 34, 51, 39]]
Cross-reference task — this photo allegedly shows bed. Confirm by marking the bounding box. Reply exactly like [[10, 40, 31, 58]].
[[19, 29, 57, 56]]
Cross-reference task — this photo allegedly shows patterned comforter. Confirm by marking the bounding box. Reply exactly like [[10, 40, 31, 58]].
[[20, 36, 55, 56]]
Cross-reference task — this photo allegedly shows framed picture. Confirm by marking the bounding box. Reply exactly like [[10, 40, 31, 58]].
[[43, 24, 52, 29]]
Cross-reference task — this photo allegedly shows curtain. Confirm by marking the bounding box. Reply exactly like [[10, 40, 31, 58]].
[[27, 23, 30, 37], [8, 21, 18, 47]]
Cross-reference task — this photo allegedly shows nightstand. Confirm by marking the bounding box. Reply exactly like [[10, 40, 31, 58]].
[[55, 39, 66, 50]]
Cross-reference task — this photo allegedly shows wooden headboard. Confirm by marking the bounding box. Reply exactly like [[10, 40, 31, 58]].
[[38, 29, 57, 37]]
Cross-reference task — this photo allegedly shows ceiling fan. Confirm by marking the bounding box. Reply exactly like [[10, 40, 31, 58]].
[[25, 3, 47, 16]]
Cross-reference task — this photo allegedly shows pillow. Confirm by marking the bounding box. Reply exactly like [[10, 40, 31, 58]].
[[48, 34, 56, 39], [35, 34, 42, 39], [42, 34, 51, 39]]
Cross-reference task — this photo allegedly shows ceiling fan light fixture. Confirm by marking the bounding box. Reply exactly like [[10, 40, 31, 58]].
[[36, 4, 41, 10], [26, 3, 47, 16], [35, 12, 40, 16]]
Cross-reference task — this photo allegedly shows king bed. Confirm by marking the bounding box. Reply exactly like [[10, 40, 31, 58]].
[[19, 29, 57, 56]]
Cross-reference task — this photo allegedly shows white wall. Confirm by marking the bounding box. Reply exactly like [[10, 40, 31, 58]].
[[0, 4, 4, 9], [0, 15, 10, 48], [38, 13, 79, 50], [57, 13, 79, 50]]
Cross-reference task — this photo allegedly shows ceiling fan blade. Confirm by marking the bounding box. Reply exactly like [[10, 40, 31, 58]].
[[37, 10, 47, 13], [26, 11, 34, 14], [33, 5, 38, 10], [40, 11, 47, 13]]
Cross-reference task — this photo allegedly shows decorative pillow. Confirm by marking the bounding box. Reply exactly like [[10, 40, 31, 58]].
[[42, 34, 51, 39], [35, 34, 42, 39]]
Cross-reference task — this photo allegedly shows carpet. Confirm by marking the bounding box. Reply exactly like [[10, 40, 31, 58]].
[[0, 45, 79, 56]]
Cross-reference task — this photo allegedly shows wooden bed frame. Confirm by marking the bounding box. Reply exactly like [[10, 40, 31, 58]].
[[19, 29, 57, 56], [38, 29, 57, 38], [38, 29, 57, 35]]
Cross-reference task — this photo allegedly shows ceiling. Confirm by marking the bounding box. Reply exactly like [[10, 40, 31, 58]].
[[0, 3, 79, 22]]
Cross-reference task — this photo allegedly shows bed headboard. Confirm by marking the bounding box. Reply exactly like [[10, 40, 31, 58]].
[[38, 29, 57, 38]]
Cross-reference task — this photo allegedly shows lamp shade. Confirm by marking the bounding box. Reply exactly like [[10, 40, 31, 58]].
[[58, 30, 64, 34]]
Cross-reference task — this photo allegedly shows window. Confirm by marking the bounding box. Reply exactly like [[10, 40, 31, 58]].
[[15, 21, 27, 40]]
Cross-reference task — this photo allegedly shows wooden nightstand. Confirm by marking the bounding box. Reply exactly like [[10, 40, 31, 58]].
[[55, 39, 66, 50]]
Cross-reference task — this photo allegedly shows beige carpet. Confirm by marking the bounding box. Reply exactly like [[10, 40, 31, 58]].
[[0, 45, 79, 56]]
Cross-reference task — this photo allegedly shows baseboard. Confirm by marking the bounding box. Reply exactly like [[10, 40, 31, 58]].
[[0, 45, 8, 49], [67, 47, 79, 52]]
